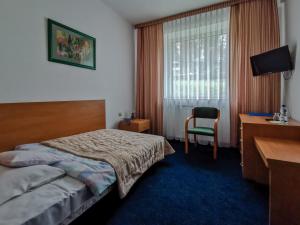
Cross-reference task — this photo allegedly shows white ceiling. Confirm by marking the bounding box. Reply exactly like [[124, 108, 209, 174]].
[[101, 0, 226, 24]]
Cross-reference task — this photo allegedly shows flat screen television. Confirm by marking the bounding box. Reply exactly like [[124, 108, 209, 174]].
[[250, 45, 293, 76]]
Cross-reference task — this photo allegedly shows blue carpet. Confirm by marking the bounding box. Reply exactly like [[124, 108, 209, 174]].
[[71, 141, 268, 225]]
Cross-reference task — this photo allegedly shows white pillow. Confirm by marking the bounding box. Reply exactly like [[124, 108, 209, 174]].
[[0, 150, 61, 167], [0, 165, 65, 205]]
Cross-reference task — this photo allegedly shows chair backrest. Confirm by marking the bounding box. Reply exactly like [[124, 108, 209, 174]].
[[192, 107, 219, 119]]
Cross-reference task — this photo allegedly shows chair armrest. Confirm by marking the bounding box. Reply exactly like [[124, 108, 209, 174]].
[[185, 115, 194, 132], [214, 111, 221, 131]]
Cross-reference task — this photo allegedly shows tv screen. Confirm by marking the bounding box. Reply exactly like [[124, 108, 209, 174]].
[[250, 45, 293, 76]]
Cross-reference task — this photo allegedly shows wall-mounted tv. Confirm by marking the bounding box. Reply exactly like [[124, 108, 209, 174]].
[[250, 45, 293, 76]]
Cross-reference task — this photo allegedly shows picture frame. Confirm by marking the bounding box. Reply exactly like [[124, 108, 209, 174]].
[[48, 19, 96, 70]]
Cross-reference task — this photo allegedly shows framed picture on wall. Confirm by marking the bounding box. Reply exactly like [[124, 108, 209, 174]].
[[48, 19, 96, 70]]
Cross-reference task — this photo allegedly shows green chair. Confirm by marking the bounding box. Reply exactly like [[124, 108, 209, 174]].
[[184, 107, 220, 160]]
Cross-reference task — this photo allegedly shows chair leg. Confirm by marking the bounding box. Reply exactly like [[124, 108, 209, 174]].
[[185, 133, 189, 154], [213, 135, 218, 160]]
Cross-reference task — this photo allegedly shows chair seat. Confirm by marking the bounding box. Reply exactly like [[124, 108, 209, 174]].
[[187, 127, 215, 136]]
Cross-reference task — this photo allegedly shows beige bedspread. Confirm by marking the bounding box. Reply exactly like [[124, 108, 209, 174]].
[[42, 129, 175, 198]]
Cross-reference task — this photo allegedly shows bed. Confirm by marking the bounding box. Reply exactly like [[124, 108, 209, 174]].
[[0, 100, 174, 225]]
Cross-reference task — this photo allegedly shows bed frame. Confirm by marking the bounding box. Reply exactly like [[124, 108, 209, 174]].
[[0, 100, 106, 152]]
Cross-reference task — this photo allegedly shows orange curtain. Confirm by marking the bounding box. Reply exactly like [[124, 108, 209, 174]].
[[229, 0, 281, 146], [136, 24, 164, 135]]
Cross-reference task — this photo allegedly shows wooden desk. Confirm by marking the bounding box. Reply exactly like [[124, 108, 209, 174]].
[[255, 137, 300, 225], [118, 119, 150, 133], [240, 114, 300, 184]]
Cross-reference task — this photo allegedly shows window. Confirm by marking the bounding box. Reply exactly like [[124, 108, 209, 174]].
[[163, 8, 229, 103]]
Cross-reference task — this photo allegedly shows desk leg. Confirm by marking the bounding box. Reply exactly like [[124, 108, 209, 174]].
[[269, 161, 300, 225]]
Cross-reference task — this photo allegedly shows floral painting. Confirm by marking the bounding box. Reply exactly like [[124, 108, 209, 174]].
[[48, 19, 96, 70]]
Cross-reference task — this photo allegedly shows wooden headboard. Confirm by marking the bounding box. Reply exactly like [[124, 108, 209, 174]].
[[0, 100, 106, 152]]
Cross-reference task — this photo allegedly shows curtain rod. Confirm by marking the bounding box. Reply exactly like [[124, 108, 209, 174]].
[[134, 0, 254, 28]]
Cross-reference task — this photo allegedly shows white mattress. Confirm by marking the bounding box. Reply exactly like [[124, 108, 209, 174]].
[[0, 175, 113, 225]]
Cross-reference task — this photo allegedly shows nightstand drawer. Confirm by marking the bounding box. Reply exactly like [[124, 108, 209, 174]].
[[119, 119, 150, 133], [137, 120, 150, 132]]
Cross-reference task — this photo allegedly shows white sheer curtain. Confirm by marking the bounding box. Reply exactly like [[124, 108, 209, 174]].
[[163, 8, 230, 147]]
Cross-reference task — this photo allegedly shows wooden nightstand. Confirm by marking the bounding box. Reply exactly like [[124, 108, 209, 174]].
[[118, 119, 150, 133]]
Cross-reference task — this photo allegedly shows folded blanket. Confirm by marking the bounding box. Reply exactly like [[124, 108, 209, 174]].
[[42, 129, 175, 198], [0, 165, 65, 206], [54, 160, 116, 195], [15, 144, 116, 196]]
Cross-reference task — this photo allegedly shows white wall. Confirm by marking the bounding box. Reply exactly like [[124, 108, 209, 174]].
[[286, 0, 300, 120], [0, 0, 134, 128]]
